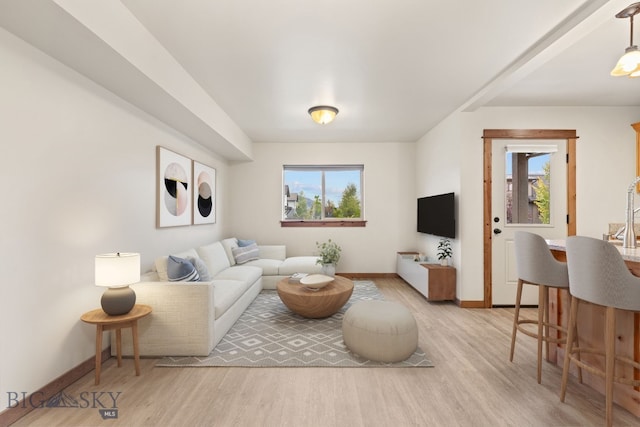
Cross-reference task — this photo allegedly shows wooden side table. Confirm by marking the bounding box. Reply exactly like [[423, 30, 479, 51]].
[[81, 304, 152, 385]]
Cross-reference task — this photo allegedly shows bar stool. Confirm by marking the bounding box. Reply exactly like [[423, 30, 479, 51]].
[[561, 236, 640, 427], [510, 231, 571, 384]]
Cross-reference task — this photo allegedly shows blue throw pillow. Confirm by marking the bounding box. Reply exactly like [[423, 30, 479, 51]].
[[237, 239, 256, 247], [167, 255, 200, 282]]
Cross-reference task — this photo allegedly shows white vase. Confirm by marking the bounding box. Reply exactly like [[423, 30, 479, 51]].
[[321, 263, 336, 277], [440, 258, 448, 267]]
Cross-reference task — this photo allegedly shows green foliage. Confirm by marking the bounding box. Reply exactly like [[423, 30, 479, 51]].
[[295, 190, 310, 219], [334, 183, 361, 218], [315, 239, 342, 265], [312, 195, 322, 219], [533, 162, 550, 224], [325, 199, 336, 217], [437, 238, 452, 260]]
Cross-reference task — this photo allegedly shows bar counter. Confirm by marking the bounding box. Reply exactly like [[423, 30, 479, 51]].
[[546, 239, 640, 417]]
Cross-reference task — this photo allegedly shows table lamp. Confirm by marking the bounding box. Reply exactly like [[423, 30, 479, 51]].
[[95, 252, 140, 315]]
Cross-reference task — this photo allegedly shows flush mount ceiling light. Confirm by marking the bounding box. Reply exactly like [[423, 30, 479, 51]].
[[308, 105, 339, 124], [611, 2, 640, 77]]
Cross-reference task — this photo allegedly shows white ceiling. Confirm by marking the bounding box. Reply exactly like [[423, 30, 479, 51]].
[[119, 0, 640, 141], [2, 0, 640, 156]]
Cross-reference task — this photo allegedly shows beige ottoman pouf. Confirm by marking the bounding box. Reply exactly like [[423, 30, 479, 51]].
[[342, 300, 418, 362]]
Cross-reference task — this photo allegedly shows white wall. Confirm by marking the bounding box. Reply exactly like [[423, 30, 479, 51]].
[[227, 142, 417, 273], [417, 106, 640, 301], [415, 110, 462, 263], [0, 28, 230, 404]]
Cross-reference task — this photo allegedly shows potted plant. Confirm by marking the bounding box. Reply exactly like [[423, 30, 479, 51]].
[[437, 238, 452, 266], [316, 239, 341, 277]]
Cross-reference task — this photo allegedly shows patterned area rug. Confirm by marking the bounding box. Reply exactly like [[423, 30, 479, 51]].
[[157, 280, 433, 368]]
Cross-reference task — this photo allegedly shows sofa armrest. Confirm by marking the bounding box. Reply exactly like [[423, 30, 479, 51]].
[[112, 281, 215, 356], [258, 245, 286, 261]]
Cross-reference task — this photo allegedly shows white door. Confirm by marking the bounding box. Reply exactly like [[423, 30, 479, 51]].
[[491, 140, 568, 306]]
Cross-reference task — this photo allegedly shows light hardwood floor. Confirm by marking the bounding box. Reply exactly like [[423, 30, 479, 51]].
[[11, 277, 640, 426]]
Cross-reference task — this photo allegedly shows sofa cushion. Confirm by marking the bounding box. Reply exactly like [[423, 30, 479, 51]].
[[257, 245, 286, 261], [188, 256, 212, 282], [167, 256, 200, 282], [244, 258, 282, 276], [196, 242, 232, 277], [215, 264, 262, 285], [278, 256, 323, 276], [232, 243, 260, 264], [155, 248, 200, 281], [140, 271, 160, 282], [220, 238, 238, 266], [213, 280, 249, 319]]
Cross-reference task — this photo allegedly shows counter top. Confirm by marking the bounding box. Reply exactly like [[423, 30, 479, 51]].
[[547, 238, 640, 263]]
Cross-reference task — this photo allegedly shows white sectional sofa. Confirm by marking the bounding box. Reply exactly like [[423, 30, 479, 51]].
[[113, 237, 321, 357]]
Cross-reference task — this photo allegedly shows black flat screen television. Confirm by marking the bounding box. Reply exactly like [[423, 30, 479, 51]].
[[417, 192, 456, 238]]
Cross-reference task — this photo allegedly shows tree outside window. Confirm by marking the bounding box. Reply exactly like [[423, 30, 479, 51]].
[[532, 161, 550, 224]]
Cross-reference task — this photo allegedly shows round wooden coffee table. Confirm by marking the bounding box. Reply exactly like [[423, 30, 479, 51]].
[[277, 275, 354, 318]]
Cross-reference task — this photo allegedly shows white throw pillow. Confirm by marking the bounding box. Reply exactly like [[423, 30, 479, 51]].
[[188, 256, 212, 281]]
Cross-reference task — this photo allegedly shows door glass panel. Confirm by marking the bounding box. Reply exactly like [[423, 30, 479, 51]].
[[505, 151, 552, 225]]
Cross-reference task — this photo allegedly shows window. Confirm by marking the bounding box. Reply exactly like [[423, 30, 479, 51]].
[[504, 146, 555, 225], [282, 165, 365, 227]]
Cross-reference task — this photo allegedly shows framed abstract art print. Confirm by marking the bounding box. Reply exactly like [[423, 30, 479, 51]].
[[156, 146, 192, 227], [192, 161, 216, 224]]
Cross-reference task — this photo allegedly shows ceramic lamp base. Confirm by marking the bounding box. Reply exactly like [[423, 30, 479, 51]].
[[101, 286, 136, 315]]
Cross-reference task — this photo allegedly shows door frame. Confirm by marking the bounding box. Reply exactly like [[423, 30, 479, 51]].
[[482, 129, 578, 308]]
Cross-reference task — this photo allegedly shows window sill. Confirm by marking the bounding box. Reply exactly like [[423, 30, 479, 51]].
[[280, 220, 367, 228]]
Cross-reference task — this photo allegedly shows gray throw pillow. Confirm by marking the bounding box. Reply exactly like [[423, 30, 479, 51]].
[[167, 255, 200, 282], [188, 256, 212, 281], [232, 243, 259, 264]]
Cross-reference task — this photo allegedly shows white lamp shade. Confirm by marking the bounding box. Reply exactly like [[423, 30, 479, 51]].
[[95, 253, 140, 288], [611, 47, 640, 76]]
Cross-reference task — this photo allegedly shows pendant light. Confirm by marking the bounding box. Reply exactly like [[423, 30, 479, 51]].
[[611, 2, 640, 77]]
